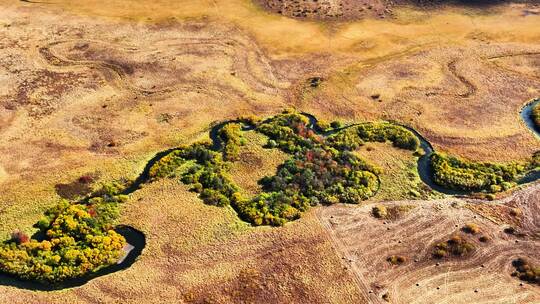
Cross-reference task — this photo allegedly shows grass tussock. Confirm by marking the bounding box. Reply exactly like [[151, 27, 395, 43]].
[[462, 223, 481, 234], [387, 255, 406, 265]]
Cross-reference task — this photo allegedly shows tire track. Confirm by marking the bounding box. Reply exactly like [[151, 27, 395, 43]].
[[37, 37, 289, 99], [318, 187, 540, 303], [448, 60, 477, 98], [316, 209, 383, 304], [485, 52, 540, 82]]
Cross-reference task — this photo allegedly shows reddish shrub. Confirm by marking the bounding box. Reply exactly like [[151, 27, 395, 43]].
[[11, 230, 29, 244], [78, 175, 94, 184]]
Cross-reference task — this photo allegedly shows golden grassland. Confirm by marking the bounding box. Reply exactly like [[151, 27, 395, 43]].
[[356, 142, 441, 201], [1, 178, 365, 303], [0, 0, 539, 302], [228, 131, 288, 197]]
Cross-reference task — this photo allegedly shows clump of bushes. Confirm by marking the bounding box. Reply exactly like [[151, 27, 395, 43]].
[[256, 111, 320, 153], [149, 143, 240, 207], [372, 204, 388, 218], [0, 183, 128, 283], [315, 119, 331, 132], [509, 208, 522, 217], [246, 111, 381, 224], [148, 142, 212, 179], [387, 255, 406, 265], [432, 235, 475, 259], [327, 123, 420, 151], [462, 223, 481, 234], [260, 148, 379, 205], [511, 258, 539, 285], [478, 235, 490, 243], [530, 99, 540, 129], [10, 230, 29, 245], [372, 204, 415, 220], [529, 151, 540, 169], [430, 152, 524, 192], [504, 226, 516, 235], [237, 114, 260, 126], [217, 122, 246, 161], [330, 121, 342, 129]]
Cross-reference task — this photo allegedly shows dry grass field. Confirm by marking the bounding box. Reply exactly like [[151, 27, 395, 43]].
[[354, 142, 440, 201], [228, 131, 289, 197], [0, 0, 539, 303]]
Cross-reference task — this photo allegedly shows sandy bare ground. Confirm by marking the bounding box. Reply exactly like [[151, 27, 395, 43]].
[[318, 183, 540, 303]]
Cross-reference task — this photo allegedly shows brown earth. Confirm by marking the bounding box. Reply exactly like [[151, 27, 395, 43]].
[[255, 0, 393, 20], [318, 183, 540, 303], [255, 0, 540, 22]]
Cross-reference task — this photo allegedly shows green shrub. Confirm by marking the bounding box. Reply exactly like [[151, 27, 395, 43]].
[[478, 235, 490, 242], [387, 255, 406, 265], [218, 123, 245, 161], [316, 119, 331, 131], [327, 123, 420, 151], [462, 223, 480, 234], [512, 258, 540, 285], [237, 114, 260, 126], [0, 181, 134, 283], [430, 152, 524, 192], [432, 235, 474, 259], [330, 121, 342, 129]]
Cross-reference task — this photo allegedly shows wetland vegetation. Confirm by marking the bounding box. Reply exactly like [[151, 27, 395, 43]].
[[0, 182, 129, 283], [149, 111, 385, 226], [3, 107, 540, 285], [430, 152, 526, 193]]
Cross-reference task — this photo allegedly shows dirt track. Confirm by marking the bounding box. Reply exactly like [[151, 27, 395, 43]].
[[318, 184, 540, 303]]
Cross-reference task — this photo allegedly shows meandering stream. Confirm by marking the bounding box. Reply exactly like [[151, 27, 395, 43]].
[[2, 99, 539, 290], [301, 103, 540, 196], [520, 98, 540, 137], [518, 98, 540, 184]]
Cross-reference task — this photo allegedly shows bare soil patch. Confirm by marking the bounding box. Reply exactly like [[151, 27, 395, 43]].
[[255, 0, 392, 21], [318, 184, 540, 303]]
